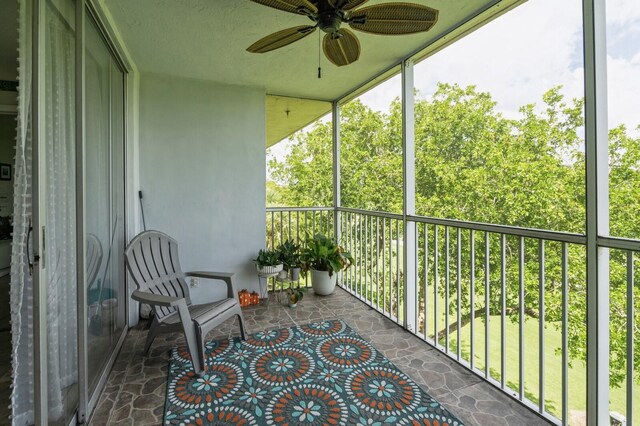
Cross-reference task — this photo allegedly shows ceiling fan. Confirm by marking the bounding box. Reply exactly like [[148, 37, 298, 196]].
[[247, 0, 439, 67]]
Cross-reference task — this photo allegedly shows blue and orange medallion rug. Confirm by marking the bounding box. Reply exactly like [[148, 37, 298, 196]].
[[164, 319, 463, 425]]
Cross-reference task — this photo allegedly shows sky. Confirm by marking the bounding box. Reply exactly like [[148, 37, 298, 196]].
[[268, 0, 640, 165]]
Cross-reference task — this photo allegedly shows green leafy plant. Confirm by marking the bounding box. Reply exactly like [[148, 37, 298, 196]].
[[301, 233, 354, 277], [253, 249, 281, 267], [288, 288, 304, 306], [277, 239, 301, 270]]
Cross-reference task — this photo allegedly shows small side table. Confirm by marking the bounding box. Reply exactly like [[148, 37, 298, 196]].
[[256, 272, 278, 306]]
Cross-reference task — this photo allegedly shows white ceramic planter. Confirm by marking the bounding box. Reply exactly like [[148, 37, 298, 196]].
[[311, 269, 337, 295], [256, 263, 283, 277], [290, 267, 301, 281]]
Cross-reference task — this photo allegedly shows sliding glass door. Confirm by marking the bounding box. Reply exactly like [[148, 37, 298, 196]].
[[27, 1, 128, 423], [84, 10, 126, 397]]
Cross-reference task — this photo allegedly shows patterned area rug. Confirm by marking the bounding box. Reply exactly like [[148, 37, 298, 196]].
[[164, 319, 463, 425]]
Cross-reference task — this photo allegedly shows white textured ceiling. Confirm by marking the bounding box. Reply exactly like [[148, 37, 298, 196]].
[[104, 0, 497, 101]]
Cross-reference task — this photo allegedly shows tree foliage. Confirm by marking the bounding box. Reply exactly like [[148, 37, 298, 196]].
[[267, 83, 640, 388]]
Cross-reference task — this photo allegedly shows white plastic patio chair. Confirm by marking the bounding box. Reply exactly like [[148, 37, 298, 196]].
[[125, 230, 246, 374]]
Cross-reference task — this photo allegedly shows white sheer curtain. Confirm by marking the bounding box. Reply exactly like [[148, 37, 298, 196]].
[[11, 0, 34, 423], [11, 0, 78, 423], [43, 1, 78, 420]]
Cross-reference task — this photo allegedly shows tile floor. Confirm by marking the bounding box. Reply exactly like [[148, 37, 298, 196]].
[[90, 287, 550, 426]]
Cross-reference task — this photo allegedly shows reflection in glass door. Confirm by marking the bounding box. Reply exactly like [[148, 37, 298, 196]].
[[84, 12, 126, 395]]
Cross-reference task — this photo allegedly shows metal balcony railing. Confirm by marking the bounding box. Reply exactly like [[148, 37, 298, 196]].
[[266, 207, 639, 425]]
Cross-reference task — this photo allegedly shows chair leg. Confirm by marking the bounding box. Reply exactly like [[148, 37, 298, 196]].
[[237, 313, 247, 340], [181, 321, 204, 375], [144, 316, 160, 356], [196, 328, 207, 376]]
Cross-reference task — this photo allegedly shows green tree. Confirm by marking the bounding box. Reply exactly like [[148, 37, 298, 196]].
[[267, 83, 640, 390]]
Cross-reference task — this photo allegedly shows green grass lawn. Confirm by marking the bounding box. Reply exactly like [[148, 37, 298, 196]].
[[419, 302, 640, 425]]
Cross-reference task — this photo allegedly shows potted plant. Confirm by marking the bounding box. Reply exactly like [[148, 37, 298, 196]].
[[254, 249, 283, 276], [288, 288, 304, 308], [278, 239, 302, 281], [301, 233, 354, 295]]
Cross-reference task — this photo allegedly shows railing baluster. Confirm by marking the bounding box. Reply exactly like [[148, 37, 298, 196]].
[[368, 215, 372, 304], [627, 250, 634, 426], [538, 239, 545, 413], [390, 219, 395, 318], [271, 211, 275, 249], [457, 228, 462, 360], [356, 214, 360, 297], [485, 231, 490, 379], [349, 212, 353, 292], [445, 226, 450, 353], [424, 223, 429, 340], [370, 215, 374, 305], [397, 220, 401, 322], [389, 218, 393, 318], [362, 216, 370, 303], [376, 217, 380, 311], [383, 218, 387, 316], [288, 211, 291, 241], [561, 242, 568, 425], [415, 221, 420, 336], [357, 214, 360, 295], [359, 214, 363, 298], [470, 229, 475, 368], [280, 211, 284, 246], [501, 234, 506, 389], [434, 226, 439, 345], [519, 236, 525, 400]]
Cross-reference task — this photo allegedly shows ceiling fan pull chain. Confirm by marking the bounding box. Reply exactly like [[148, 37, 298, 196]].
[[318, 30, 322, 79]]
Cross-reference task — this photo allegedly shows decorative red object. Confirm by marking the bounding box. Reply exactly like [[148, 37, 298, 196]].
[[238, 290, 260, 307]]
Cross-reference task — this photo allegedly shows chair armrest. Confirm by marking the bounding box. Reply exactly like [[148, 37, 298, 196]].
[[185, 271, 236, 299], [132, 290, 183, 307], [185, 271, 234, 279]]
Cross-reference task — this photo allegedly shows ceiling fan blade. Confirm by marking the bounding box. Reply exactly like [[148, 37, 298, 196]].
[[323, 29, 361, 67], [349, 2, 439, 35], [328, 0, 369, 10], [249, 0, 318, 15], [247, 25, 317, 53]]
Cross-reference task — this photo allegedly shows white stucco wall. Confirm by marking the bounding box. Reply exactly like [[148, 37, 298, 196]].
[[138, 73, 265, 306]]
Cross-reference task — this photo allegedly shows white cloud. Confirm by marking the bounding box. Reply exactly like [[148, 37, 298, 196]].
[[413, 0, 585, 119], [607, 55, 640, 131], [606, 0, 640, 27]]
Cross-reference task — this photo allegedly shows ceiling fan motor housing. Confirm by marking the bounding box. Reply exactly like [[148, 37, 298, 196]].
[[317, 10, 343, 35]]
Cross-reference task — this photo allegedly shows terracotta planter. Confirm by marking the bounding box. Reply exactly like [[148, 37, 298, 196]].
[[311, 269, 337, 295]]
